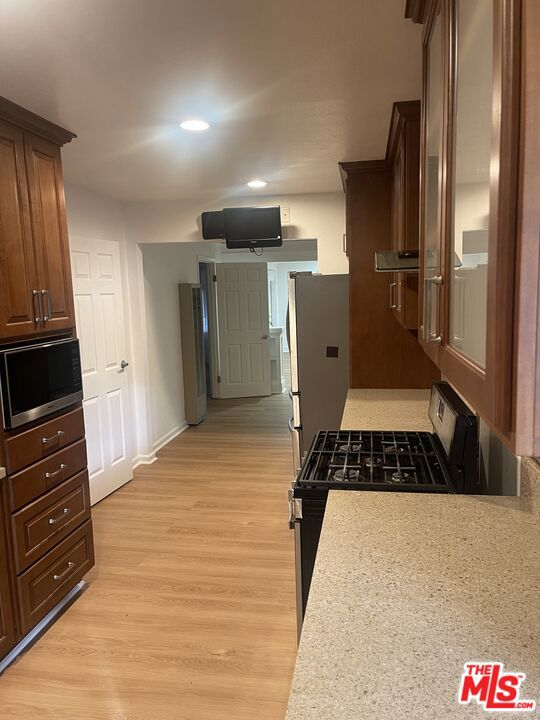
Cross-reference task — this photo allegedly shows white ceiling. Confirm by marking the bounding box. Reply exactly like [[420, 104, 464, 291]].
[[0, 0, 422, 202]]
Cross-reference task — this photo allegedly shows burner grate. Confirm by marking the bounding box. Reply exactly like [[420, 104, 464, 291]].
[[298, 430, 451, 491]]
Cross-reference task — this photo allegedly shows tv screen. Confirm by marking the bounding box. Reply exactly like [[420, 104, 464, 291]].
[[223, 206, 282, 249]]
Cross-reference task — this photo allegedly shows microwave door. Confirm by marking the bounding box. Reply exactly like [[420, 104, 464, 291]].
[[0, 338, 83, 430]]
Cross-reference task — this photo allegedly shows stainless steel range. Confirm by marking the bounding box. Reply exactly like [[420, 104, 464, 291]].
[[288, 381, 481, 637]]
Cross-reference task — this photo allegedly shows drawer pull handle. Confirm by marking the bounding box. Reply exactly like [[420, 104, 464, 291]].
[[42, 431, 65, 445], [53, 561, 75, 581], [48, 508, 71, 525], [45, 464, 67, 480]]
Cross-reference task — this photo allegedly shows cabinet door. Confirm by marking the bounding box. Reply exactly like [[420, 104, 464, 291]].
[[0, 121, 40, 338], [419, 3, 444, 363], [390, 140, 405, 325], [438, 0, 519, 426], [0, 493, 17, 660], [25, 133, 75, 332]]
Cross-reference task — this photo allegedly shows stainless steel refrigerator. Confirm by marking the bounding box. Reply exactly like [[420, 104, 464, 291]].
[[287, 273, 349, 475]]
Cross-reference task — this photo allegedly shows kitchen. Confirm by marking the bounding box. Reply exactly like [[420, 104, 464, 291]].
[[0, 0, 539, 719]]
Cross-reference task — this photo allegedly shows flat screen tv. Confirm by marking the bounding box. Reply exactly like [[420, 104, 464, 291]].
[[223, 206, 282, 249]]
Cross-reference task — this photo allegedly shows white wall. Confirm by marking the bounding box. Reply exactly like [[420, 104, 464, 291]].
[[126, 192, 346, 274], [222, 239, 318, 264], [142, 242, 221, 449]]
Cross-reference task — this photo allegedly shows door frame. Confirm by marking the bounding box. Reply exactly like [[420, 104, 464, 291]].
[[197, 256, 221, 399]]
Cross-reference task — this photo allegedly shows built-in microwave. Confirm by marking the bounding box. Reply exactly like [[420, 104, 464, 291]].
[[0, 338, 83, 430]]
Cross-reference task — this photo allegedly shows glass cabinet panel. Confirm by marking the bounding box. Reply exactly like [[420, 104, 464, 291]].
[[449, 0, 493, 368], [423, 11, 443, 341]]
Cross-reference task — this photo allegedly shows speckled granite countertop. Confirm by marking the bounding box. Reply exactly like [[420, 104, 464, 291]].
[[286, 390, 540, 719], [341, 388, 432, 432], [286, 491, 539, 720]]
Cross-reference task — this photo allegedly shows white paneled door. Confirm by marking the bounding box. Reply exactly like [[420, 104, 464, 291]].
[[71, 237, 133, 505], [216, 263, 271, 398]]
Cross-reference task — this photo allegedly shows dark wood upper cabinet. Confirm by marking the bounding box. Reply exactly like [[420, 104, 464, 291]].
[[410, 0, 540, 455], [0, 97, 75, 341], [387, 101, 421, 330], [25, 133, 75, 333], [340, 160, 440, 389], [0, 120, 40, 338]]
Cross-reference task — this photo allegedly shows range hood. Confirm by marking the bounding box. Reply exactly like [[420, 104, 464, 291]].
[[374, 249, 463, 273], [374, 250, 419, 273]]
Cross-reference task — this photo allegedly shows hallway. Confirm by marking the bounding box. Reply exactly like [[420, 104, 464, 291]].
[[1, 389, 297, 720]]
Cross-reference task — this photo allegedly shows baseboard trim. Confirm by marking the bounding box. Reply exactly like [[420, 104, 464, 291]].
[[152, 423, 188, 453], [132, 452, 157, 469], [132, 423, 188, 470]]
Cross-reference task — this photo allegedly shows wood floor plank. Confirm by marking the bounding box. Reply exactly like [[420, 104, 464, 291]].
[[0, 386, 297, 719]]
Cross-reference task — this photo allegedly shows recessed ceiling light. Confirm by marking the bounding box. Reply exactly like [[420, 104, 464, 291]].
[[180, 119, 210, 132], [247, 179, 268, 189]]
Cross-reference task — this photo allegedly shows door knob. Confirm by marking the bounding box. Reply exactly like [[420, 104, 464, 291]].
[[261, 334, 269, 340], [119, 360, 130, 372]]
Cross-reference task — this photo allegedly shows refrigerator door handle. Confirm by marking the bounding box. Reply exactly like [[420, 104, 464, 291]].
[[292, 395, 302, 429]]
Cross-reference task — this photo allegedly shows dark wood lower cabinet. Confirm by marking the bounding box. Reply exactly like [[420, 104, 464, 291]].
[[17, 520, 94, 635], [0, 405, 94, 664], [0, 491, 17, 659]]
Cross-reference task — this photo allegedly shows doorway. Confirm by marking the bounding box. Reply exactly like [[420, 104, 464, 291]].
[[198, 262, 213, 398]]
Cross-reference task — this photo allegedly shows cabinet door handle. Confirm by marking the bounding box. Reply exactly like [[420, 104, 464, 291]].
[[48, 507, 71, 525], [53, 561, 75, 581], [45, 463, 67, 480], [41, 290, 52, 323], [423, 276, 443, 343], [342, 233, 347, 254], [32, 290, 43, 324], [389, 282, 397, 309], [42, 430, 65, 445]]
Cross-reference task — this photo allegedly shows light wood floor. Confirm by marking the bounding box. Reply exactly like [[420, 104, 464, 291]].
[[1, 385, 297, 719]]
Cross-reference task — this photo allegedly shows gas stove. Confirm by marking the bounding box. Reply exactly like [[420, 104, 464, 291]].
[[296, 429, 451, 492], [289, 381, 481, 632]]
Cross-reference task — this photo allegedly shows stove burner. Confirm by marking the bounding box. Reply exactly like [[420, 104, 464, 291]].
[[363, 456, 383, 468], [333, 468, 360, 482], [388, 471, 410, 484], [384, 444, 407, 455], [338, 443, 361, 453], [298, 430, 453, 491]]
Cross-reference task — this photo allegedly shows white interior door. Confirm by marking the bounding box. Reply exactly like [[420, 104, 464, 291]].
[[70, 237, 133, 505], [216, 262, 271, 398]]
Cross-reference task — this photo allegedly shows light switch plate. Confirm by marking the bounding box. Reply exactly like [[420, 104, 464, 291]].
[[280, 207, 290, 224]]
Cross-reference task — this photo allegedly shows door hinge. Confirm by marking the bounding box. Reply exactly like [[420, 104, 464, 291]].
[[217, 375, 222, 383], [213, 274, 217, 282]]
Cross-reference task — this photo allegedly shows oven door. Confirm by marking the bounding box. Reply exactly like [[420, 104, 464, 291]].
[[288, 490, 325, 641]]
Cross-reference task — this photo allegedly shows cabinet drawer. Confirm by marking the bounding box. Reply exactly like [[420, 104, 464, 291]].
[[8, 439, 87, 511], [17, 520, 94, 634], [12, 470, 91, 573], [3, 407, 85, 474]]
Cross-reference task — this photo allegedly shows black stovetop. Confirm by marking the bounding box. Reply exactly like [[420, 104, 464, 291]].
[[295, 430, 453, 493]]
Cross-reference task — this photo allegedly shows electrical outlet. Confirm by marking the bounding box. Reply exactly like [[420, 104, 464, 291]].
[[280, 207, 290, 224]]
